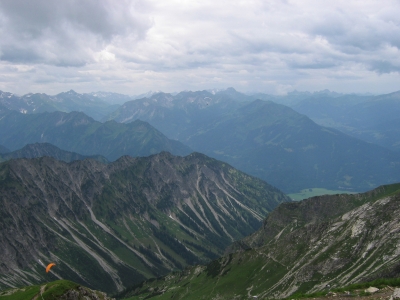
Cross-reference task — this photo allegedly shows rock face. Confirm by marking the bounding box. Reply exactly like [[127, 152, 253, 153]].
[[0, 152, 289, 294], [392, 288, 400, 299], [124, 184, 400, 300], [229, 184, 400, 298]]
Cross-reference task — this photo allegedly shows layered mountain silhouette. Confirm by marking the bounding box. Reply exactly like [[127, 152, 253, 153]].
[[0, 110, 191, 160], [0, 143, 108, 163], [105, 91, 400, 192], [292, 91, 400, 152]]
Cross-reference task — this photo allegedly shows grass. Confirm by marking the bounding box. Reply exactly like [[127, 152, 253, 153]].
[[41, 280, 80, 299], [0, 280, 79, 300], [0, 286, 40, 300], [288, 188, 357, 201]]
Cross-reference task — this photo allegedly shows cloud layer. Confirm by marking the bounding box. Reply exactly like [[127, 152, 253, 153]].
[[0, 0, 399, 95]]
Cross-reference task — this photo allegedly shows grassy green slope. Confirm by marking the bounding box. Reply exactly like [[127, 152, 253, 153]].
[[0, 280, 112, 300], [121, 183, 400, 299]]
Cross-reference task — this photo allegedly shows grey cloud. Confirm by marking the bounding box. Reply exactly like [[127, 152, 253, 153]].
[[307, 8, 400, 53], [287, 60, 338, 70], [368, 60, 400, 74], [0, 0, 152, 66]]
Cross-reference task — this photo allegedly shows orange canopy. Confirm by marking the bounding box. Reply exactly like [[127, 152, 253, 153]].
[[45, 263, 56, 273]]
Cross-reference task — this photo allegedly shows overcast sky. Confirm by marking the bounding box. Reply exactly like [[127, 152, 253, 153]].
[[0, 0, 399, 95]]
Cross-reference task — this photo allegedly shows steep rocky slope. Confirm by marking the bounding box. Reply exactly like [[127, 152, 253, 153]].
[[0, 152, 289, 294], [123, 183, 400, 299]]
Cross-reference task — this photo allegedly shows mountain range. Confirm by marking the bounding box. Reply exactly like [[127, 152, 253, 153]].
[[104, 90, 400, 193], [2, 87, 400, 193], [0, 152, 289, 294], [291, 91, 400, 152], [0, 90, 125, 121], [0, 110, 191, 161], [121, 183, 400, 299]]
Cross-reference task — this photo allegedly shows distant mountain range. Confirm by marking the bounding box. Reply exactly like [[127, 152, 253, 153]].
[[291, 91, 400, 152], [0, 90, 127, 121], [2, 87, 400, 299], [104, 90, 400, 193], [122, 183, 400, 299], [0, 110, 191, 161], [0, 153, 289, 294], [0, 143, 108, 163], [2, 87, 400, 193]]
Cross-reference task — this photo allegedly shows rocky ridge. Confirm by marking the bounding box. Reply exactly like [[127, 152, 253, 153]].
[[123, 183, 400, 299], [0, 152, 289, 294]]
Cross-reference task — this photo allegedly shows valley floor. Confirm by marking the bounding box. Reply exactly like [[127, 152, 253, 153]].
[[288, 188, 357, 200]]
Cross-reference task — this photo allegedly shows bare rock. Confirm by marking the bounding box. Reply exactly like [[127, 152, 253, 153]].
[[392, 288, 400, 299], [365, 287, 379, 294]]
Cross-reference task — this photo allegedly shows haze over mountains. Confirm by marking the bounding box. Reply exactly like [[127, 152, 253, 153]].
[[0, 90, 129, 121], [1, 87, 400, 299], [291, 91, 400, 152], [0, 143, 109, 163], [103, 89, 400, 193], [1, 88, 400, 193], [0, 110, 191, 161]]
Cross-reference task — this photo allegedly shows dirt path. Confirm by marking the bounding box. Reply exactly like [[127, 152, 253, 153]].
[[300, 286, 394, 300], [32, 284, 46, 300]]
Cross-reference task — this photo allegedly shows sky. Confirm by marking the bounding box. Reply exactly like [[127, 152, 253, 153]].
[[0, 0, 399, 96]]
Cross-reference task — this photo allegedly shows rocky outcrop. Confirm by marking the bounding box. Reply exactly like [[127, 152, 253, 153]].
[[59, 286, 114, 300], [392, 288, 400, 299]]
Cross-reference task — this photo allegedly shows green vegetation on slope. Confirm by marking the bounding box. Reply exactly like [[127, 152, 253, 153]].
[[0, 280, 111, 300], [119, 183, 400, 299]]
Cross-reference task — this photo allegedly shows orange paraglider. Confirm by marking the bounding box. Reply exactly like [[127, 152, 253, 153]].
[[46, 263, 56, 273]]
